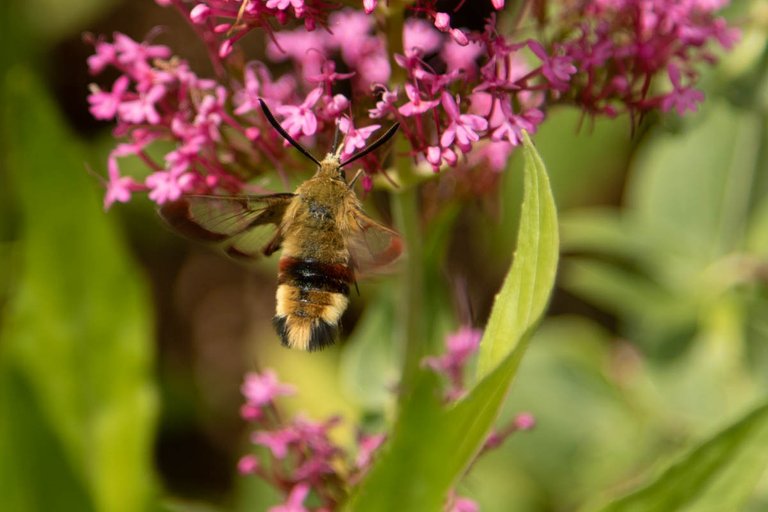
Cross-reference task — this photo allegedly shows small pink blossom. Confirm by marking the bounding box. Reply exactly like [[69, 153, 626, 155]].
[[363, 0, 377, 14], [88, 75, 130, 120], [369, 87, 398, 119], [113, 32, 171, 67], [87, 40, 116, 74], [145, 168, 194, 204], [337, 116, 381, 161], [492, 0, 505, 9], [491, 100, 544, 147], [355, 433, 386, 470], [514, 412, 536, 431], [439, 92, 488, 152], [423, 326, 482, 400], [189, 4, 211, 24], [268, 484, 310, 512], [403, 17, 442, 56], [242, 369, 295, 407], [398, 84, 439, 117], [240, 403, 262, 422], [434, 13, 451, 32], [275, 87, 323, 138], [426, 146, 458, 172], [449, 496, 479, 512], [661, 64, 705, 115], [104, 155, 141, 209], [253, 428, 299, 459], [117, 84, 165, 125], [528, 40, 577, 91], [237, 455, 260, 475], [266, 0, 306, 17]]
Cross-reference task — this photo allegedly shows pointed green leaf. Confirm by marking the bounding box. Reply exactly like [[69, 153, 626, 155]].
[[346, 132, 559, 511], [586, 401, 768, 512]]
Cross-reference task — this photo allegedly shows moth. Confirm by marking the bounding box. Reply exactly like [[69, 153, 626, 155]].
[[160, 100, 402, 351]]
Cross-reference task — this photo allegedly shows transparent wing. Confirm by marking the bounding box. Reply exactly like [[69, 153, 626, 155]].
[[158, 193, 294, 260], [348, 211, 403, 274]]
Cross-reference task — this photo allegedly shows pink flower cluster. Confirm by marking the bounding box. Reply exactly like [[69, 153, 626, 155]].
[[238, 335, 536, 510], [86, 0, 736, 209], [238, 370, 385, 511]]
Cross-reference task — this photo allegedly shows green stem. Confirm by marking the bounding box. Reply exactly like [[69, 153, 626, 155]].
[[382, 0, 424, 404], [391, 148, 424, 403]]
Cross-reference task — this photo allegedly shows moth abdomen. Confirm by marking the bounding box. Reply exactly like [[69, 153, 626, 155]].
[[274, 257, 353, 351]]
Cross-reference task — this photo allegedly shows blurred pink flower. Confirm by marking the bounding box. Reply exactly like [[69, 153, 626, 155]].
[[269, 484, 310, 512], [242, 369, 295, 407]]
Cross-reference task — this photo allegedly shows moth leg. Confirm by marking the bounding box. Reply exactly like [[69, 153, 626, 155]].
[[262, 231, 284, 256]]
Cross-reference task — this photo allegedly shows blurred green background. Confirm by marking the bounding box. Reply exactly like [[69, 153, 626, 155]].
[[1, 0, 768, 511]]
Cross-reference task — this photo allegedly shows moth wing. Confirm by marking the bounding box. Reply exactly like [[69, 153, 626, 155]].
[[347, 211, 403, 275], [158, 193, 295, 260]]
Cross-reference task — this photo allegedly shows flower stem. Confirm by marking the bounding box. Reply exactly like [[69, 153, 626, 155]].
[[383, 0, 426, 403], [391, 146, 425, 404]]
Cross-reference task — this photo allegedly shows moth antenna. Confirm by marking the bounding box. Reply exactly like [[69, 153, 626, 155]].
[[259, 99, 321, 166], [340, 122, 400, 167], [347, 169, 364, 189], [331, 119, 342, 156]]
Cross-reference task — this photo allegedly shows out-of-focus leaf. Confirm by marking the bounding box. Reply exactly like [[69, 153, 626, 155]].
[[584, 400, 768, 512], [22, 0, 120, 41], [564, 259, 695, 325], [0, 68, 158, 512], [339, 287, 399, 410], [628, 102, 762, 269], [346, 132, 558, 511]]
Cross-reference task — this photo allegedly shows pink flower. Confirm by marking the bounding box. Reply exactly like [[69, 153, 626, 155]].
[[189, 4, 211, 24], [145, 168, 194, 204], [266, 0, 306, 17], [268, 484, 310, 512], [113, 32, 171, 66], [661, 64, 705, 115], [398, 84, 439, 117], [491, 99, 544, 146], [434, 13, 451, 32], [528, 40, 576, 91], [492, 0, 505, 9], [423, 326, 482, 399], [104, 154, 141, 209], [237, 455, 260, 475], [439, 92, 488, 152], [449, 496, 479, 512], [242, 369, 295, 407], [369, 87, 398, 119], [403, 18, 442, 56], [514, 412, 536, 431], [88, 75, 130, 120], [322, 94, 350, 118], [337, 116, 381, 160], [253, 428, 299, 459], [118, 84, 165, 125], [355, 433, 386, 470], [426, 146, 458, 172], [87, 40, 116, 74], [275, 87, 323, 138], [363, 0, 378, 13]]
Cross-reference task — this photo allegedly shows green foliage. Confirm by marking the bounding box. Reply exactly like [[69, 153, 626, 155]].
[[0, 69, 158, 512], [346, 132, 559, 511], [585, 400, 768, 512]]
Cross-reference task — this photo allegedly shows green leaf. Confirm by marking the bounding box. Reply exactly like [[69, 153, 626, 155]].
[[585, 400, 768, 512], [476, 131, 559, 378], [0, 68, 158, 512], [346, 132, 559, 511]]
